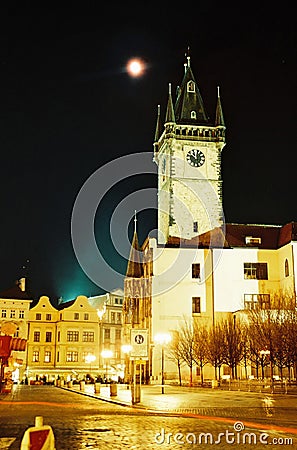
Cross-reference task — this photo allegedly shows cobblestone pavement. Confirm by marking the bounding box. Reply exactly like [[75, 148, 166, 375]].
[[0, 385, 296, 449]]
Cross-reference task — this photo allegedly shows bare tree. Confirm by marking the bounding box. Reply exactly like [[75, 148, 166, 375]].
[[167, 330, 185, 386], [177, 317, 196, 386], [221, 316, 245, 379], [207, 321, 225, 380], [192, 320, 209, 385]]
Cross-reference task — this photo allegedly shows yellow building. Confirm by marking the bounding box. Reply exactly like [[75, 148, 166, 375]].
[[26, 290, 124, 383]]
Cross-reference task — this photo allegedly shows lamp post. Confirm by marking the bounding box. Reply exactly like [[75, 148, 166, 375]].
[[101, 349, 113, 384], [85, 354, 96, 380], [97, 304, 106, 374], [259, 349, 270, 380], [121, 344, 132, 386], [154, 333, 171, 394]]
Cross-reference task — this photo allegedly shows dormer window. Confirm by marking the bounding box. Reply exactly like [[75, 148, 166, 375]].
[[245, 236, 261, 245], [191, 111, 197, 119], [187, 80, 195, 92]]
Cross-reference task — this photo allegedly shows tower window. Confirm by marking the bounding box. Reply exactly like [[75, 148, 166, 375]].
[[285, 259, 289, 277], [191, 111, 197, 119], [187, 80, 195, 92], [192, 263, 200, 279], [192, 297, 201, 314]]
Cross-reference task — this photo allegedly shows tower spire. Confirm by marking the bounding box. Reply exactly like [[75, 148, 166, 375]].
[[165, 83, 175, 123], [134, 210, 137, 233], [126, 218, 143, 278], [215, 86, 225, 127]]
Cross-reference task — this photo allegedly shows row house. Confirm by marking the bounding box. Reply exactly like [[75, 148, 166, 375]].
[[26, 290, 124, 383]]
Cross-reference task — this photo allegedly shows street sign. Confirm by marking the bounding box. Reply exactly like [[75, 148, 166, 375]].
[[130, 329, 148, 357]]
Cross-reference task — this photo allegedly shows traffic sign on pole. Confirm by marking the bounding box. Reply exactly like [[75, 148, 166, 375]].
[[130, 329, 148, 358]]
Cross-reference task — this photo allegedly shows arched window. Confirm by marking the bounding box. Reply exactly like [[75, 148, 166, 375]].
[[187, 80, 195, 92], [191, 111, 196, 119], [285, 259, 289, 277]]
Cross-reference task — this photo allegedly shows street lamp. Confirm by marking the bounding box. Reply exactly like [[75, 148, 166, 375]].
[[154, 333, 172, 394], [85, 354, 96, 380], [97, 304, 106, 373], [121, 344, 132, 386], [101, 349, 113, 383], [259, 349, 270, 380]]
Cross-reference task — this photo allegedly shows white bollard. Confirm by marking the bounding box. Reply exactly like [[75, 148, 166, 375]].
[[20, 415, 55, 449]]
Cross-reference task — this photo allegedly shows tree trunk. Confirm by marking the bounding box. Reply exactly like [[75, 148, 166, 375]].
[[178, 361, 182, 386]]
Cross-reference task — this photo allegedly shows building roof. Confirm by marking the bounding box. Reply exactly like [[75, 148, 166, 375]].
[[174, 62, 210, 125], [164, 222, 297, 250], [126, 230, 143, 278], [0, 281, 32, 300]]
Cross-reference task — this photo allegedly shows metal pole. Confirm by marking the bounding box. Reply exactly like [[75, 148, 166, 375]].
[[161, 346, 164, 394]]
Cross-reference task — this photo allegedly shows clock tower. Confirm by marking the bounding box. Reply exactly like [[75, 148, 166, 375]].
[[153, 54, 226, 244]]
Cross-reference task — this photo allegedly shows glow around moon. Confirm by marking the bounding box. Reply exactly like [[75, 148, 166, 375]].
[[126, 58, 146, 78]]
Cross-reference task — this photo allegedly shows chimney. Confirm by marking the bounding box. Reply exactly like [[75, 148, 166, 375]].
[[19, 277, 26, 292]]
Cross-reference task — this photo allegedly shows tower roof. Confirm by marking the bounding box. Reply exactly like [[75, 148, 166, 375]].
[[174, 59, 210, 125], [165, 83, 175, 123], [126, 230, 143, 278], [215, 86, 225, 127]]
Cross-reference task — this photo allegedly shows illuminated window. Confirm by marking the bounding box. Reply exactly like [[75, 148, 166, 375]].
[[66, 351, 78, 362], [74, 313, 79, 320], [67, 331, 79, 342], [34, 331, 40, 342], [192, 297, 201, 314], [84, 313, 89, 320], [46, 314, 51, 320], [192, 263, 200, 279], [117, 313, 122, 324], [244, 263, 268, 280], [33, 351, 39, 362], [187, 80, 195, 92], [44, 351, 51, 363], [111, 312, 115, 323], [82, 331, 94, 342]]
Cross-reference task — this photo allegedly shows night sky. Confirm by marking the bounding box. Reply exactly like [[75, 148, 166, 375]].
[[0, 9, 296, 303]]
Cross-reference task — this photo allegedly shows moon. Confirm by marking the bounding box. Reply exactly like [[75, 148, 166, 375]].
[[126, 58, 146, 78]]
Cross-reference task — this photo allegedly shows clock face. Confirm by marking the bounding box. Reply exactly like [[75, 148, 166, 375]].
[[186, 149, 205, 167]]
